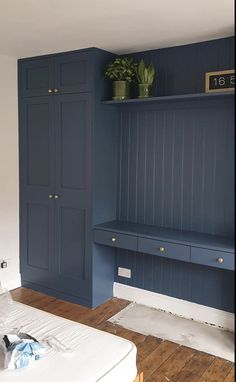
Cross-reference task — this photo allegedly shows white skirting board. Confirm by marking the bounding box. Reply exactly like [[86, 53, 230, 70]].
[[113, 282, 234, 332]]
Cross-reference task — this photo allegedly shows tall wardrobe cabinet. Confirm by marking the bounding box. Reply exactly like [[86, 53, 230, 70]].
[[18, 48, 118, 307]]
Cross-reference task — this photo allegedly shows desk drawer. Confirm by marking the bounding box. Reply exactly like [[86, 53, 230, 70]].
[[191, 247, 234, 270], [138, 237, 190, 262], [94, 229, 138, 251]]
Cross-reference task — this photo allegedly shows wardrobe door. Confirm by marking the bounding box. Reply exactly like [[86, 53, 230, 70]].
[[19, 58, 54, 97], [20, 97, 56, 289], [54, 51, 92, 94], [53, 93, 92, 303]]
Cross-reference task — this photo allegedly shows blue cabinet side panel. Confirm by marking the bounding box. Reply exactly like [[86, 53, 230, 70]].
[[91, 50, 118, 306]]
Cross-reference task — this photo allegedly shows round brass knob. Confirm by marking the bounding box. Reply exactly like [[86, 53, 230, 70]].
[[159, 247, 165, 252], [111, 237, 117, 242], [54, 88, 59, 93], [217, 257, 224, 264], [48, 89, 53, 94], [48, 194, 54, 199], [54, 194, 60, 199]]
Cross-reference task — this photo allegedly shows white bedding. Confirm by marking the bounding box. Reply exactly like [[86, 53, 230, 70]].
[[0, 302, 137, 382]]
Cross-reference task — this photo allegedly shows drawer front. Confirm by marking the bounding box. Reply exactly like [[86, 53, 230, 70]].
[[138, 237, 190, 262], [94, 229, 138, 251], [191, 247, 234, 270]]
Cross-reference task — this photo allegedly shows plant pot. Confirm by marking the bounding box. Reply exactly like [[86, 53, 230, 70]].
[[112, 81, 130, 100], [138, 83, 152, 98]]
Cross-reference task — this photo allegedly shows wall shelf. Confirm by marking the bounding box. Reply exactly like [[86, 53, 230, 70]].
[[94, 221, 235, 271], [102, 91, 235, 105], [94, 221, 234, 252]]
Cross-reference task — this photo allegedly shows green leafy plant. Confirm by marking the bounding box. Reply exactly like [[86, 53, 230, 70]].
[[105, 57, 137, 82], [136, 59, 155, 85]]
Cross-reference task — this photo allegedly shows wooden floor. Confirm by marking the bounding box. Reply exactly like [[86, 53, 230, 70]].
[[11, 288, 234, 382]]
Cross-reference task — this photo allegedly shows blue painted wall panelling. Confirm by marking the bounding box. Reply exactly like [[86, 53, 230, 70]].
[[115, 249, 235, 313], [118, 100, 234, 237], [127, 37, 235, 97], [115, 37, 235, 312]]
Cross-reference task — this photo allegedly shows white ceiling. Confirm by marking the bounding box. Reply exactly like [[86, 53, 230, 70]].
[[0, 0, 234, 58]]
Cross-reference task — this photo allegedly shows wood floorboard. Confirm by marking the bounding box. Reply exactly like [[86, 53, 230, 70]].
[[40, 299, 89, 319], [146, 345, 195, 382], [172, 352, 216, 382], [198, 358, 233, 382], [224, 367, 235, 382], [136, 336, 162, 364], [138, 341, 179, 379], [11, 288, 56, 306], [10, 288, 234, 382], [77, 298, 130, 327]]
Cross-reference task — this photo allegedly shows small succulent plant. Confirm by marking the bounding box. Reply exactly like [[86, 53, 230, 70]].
[[136, 59, 155, 85]]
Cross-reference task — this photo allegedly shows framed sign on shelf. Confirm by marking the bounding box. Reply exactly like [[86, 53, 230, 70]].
[[205, 69, 235, 93]]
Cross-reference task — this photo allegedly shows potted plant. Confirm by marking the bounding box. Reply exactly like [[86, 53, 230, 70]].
[[105, 57, 137, 100], [136, 59, 155, 98]]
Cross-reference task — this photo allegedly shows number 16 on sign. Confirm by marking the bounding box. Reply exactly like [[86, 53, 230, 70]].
[[205, 70, 235, 93]]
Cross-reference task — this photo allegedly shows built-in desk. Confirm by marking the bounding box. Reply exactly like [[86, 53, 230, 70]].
[[94, 221, 235, 271]]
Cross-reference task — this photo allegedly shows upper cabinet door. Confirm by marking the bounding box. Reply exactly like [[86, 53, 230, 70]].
[[54, 51, 92, 94], [20, 96, 55, 193], [19, 58, 54, 97]]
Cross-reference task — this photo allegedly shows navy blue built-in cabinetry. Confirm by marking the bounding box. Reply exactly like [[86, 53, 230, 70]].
[[94, 221, 234, 270], [97, 37, 235, 313], [19, 51, 92, 97], [19, 38, 235, 312], [18, 48, 118, 307]]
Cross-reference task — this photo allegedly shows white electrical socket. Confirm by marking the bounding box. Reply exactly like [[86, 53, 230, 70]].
[[118, 267, 131, 278]]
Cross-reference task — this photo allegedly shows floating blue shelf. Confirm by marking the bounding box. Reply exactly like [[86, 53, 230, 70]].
[[103, 91, 235, 105]]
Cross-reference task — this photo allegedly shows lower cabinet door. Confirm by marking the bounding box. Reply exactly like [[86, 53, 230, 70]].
[[21, 198, 91, 304], [20, 199, 56, 290], [54, 199, 91, 302]]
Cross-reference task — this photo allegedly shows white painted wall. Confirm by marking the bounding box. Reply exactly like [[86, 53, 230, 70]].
[[0, 54, 20, 290]]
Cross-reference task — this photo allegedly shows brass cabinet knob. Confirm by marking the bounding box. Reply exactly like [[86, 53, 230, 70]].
[[54, 194, 60, 199], [111, 237, 117, 242], [217, 257, 224, 264], [48, 194, 54, 199], [54, 88, 59, 93], [159, 247, 165, 252], [48, 89, 53, 94]]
